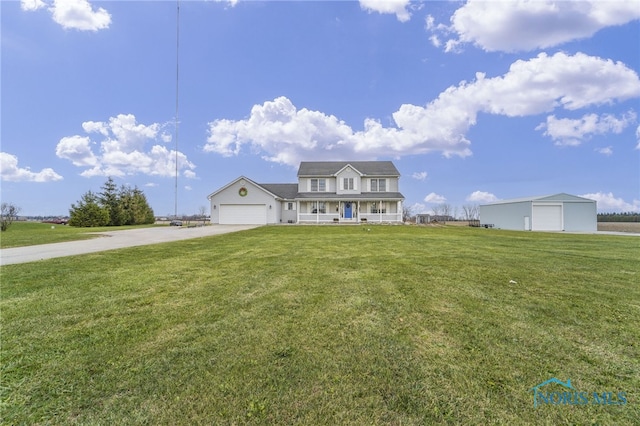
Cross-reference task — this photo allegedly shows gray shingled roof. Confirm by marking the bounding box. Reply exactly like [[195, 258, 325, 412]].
[[295, 192, 404, 200], [259, 183, 299, 199], [297, 161, 400, 177]]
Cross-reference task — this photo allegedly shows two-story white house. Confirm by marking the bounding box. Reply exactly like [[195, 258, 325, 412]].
[[207, 161, 404, 224]]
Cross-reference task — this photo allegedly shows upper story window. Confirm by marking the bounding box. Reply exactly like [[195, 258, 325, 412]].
[[371, 178, 386, 192], [343, 177, 354, 190], [311, 178, 326, 192]]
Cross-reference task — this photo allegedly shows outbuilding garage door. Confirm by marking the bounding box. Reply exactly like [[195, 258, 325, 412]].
[[219, 204, 266, 225], [532, 204, 562, 231]]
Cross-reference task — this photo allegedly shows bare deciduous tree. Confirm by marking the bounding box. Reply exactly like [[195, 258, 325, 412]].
[[402, 205, 414, 222], [462, 204, 479, 221], [1, 202, 21, 231], [198, 205, 208, 225]]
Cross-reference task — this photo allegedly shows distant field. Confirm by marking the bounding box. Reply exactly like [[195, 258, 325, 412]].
[[598, 222, 640, 233], [0, 222, 160, 248], [2, 226, 638, 425]]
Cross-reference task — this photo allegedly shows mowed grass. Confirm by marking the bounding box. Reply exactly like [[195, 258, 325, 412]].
[[1, 226, 639, 424], [0, 222, 159, 248]]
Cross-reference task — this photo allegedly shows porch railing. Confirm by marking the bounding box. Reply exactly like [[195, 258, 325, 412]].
[[298, 213, 402, 223]]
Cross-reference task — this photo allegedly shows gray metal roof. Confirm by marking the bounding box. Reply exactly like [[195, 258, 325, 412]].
[[259, 183, 299, 200], [297, 161, 400, 177], [481, 193, 596, 206]]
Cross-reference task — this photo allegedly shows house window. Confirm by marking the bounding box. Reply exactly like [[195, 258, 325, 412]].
[[343, 177, 354, 190], [371, 179, 386, 192], [371, 202, 386, 214], [311, 178, 326, 192], [311, 201, 326, 214], [286, 202, 296, 211]]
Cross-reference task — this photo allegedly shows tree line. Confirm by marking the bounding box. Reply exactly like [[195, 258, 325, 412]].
[[597, 212, 640, 222], [69, 178, 155, 227]]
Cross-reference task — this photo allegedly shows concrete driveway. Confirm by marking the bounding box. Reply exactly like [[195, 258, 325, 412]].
[[0, 225, 259, 266]]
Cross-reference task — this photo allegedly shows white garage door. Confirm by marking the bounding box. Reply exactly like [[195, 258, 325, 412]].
[[220, 204, 266, 225], [532, 204, 562, 231]]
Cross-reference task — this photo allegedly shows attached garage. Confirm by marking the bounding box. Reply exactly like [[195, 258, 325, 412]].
[[208, 176, 294, 225], [479, 193, 597, 232], [219, 204, 266, 225]]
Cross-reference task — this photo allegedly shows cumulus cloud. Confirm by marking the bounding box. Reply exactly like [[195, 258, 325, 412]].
[[359, 0, 412, 22], [580, 192, 640, 212], [424, 192, 446, 204], [431, 0, 640, 53], [536, 111, 637, 146], [21, 0, 46, 11], [412, 171, 428, 181], [466, 191, 499, 203], [0, 152, 63, 182], [206, 52, 640, 166], [56, 114, 196, 179], [21, 0, 111, 31]]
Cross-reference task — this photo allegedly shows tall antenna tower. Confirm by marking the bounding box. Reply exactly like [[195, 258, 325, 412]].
[[174, 0, 180, 218]]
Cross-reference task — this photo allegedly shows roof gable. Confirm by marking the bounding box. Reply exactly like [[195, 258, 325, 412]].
[[207, 176, 280, 200], [297, 161, 400, 177], [482, 193, 596, 206]]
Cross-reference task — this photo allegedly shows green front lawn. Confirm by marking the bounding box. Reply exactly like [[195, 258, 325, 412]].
[[0, 221, 159, 248], [2, 226, 638, 424]]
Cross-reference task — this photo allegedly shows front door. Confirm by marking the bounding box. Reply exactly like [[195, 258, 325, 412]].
[[344, 202, 352, 219]]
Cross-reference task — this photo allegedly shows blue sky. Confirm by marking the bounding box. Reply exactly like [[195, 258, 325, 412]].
[[2, 0, 639, 217]]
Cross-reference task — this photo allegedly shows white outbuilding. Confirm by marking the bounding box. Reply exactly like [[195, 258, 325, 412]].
[[479, 193, 597, 232]]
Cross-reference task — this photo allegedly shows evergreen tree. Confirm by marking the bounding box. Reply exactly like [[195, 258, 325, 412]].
[[68, 191, 110, 227], [132, 187, 156, 224], [119, 186, 155, 225], [69, 178, 155, 227], [99, 177, 123, 226]]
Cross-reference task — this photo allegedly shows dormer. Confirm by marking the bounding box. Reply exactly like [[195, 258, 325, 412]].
[[335, 164, 363, 195]]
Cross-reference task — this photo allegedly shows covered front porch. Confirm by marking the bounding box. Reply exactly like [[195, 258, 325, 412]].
[[297, 200, 402, 223]]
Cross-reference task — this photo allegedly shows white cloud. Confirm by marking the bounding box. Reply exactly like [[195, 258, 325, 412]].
[[145, 182, 158, 188], [22, 0, 111, 31], [595, 146, 613, 156], [412, 171, 428, 181], [436, 0, 640, 53], [636, 125, 640, 149], [206, 52, 639, 166], [214, 0, 239, 6], [359, 0, 412, 22], [580, 192, 640, 212], [536, 111, 637, 146], [466, 191, 499, 204], [56, 114, 196, 179], [0, 152, 63, 182], [424, 192, 446, 204], [21, 0, 46, 11], [55, 135, 99, 167]]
